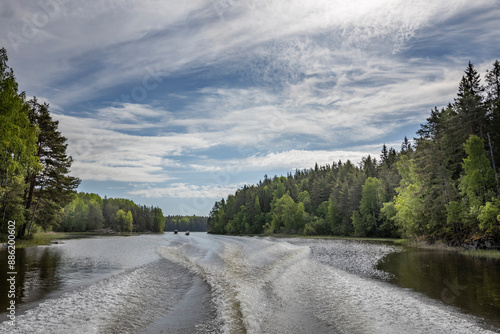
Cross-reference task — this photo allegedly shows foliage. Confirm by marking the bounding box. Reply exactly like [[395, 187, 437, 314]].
[[208, 155, 399, 237], [460, 135, 496, 208], [352, 177, 386, 236], [0, 48, 79, 239], [208, 60, 500, 246], [58, 192, 166, 233], [165, 215, 208, 232], [478, 199, 500, 233]]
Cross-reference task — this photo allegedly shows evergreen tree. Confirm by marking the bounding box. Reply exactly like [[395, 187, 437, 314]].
[[19, 99, 80, 237], [455, 61, 487, 139], [401, 136, 412, 154], [485, 60, 500, 190], [380, 144, 389, 165], [207, 60, 500, 245]]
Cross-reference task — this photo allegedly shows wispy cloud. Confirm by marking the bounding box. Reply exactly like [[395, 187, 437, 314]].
[[2, 0, 499, 214], [4, 0, 493, 104], [128, 182, 243, 199], [188, 149, 378, 173]]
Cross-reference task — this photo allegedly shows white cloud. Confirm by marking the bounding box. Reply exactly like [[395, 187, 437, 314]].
[[55, 111, 211, 182], [189, 149, 379, 173], [3, 0, 499, 214], [3, 0, 492, 105], [128, 182, 243, 199]]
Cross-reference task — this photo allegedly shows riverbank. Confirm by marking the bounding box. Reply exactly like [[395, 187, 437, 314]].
[[0, 231, 161, 249], [408, 239, 500, 259], [268, 234, 500, 260], [0, 231, 70, 248], [6, 230, 500, 259]]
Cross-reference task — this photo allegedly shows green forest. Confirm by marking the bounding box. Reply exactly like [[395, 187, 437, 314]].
[[1, 48, 80, 239], [58, 192, 165, 233], [208, 60, 500, 249], [0, 47, 169, 238], [165, 215, 208, 232]]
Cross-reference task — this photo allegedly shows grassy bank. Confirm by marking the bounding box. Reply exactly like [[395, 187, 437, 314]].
[[1, 231, 145, 249], [1, 232, 82, 248], [383, 238, 500, 260]]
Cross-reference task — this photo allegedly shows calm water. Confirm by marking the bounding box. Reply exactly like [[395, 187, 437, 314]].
[[1, 234, 500, 333], [0, 235, 162, 315], [378, 246, 500, 329]]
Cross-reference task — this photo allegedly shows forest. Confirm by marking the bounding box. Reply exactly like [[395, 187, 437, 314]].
[[165, 215, 208, 232], [0, 48, 79, 239], [58, 192, 165, 233], [208, 60, 500, 248], [0, 47, 167, 237]]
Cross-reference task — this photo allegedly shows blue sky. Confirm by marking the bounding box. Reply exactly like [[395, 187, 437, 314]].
[[1, 0, 499, 215]]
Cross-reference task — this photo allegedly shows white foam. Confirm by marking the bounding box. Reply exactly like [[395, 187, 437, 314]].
[[4, 234, 496, 333], [0, 260, 191, 334], [157, 234, 498, 334]]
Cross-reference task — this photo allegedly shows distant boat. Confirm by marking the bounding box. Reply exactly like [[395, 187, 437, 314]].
[[174, 230, 178, 234], [185, 231, 190, 236]]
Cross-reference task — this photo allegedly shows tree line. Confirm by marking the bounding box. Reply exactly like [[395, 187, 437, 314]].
[[58, 192, 165, 233], [1, 48, 79, 239], [165, 215, 208, 232], [208, 60, 500, 247]]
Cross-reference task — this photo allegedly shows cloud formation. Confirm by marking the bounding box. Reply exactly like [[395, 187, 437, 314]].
[[1, 0, 499, 214]]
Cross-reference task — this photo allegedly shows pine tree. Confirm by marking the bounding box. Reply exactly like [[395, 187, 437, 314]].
[[18, 99, 80, 237]]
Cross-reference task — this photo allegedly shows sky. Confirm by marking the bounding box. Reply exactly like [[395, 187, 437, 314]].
[[1, 0, 499, 216]]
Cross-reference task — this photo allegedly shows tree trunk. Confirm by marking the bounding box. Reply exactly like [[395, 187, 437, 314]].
[[18, 172, 37, 239]]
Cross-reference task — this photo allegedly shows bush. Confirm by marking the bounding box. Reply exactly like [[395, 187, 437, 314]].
[[303, 223, 317, 236], [478, 200, 500, 233]]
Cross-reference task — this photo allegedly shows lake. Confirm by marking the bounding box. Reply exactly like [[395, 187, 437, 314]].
[[1, 234, 499, 333]]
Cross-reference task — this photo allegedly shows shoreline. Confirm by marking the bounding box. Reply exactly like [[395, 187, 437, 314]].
[[0, 231, 164, 249], [236, 233, 500, 260], [407, 239, 500, 259], [4, 230, 500, 259]]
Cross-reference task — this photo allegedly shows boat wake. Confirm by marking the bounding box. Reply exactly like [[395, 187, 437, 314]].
[[157, 235, 498, 334], [2, 234, 498, 333]]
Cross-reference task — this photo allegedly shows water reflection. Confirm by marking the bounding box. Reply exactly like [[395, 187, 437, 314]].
[[1, 234, 165, 317], [378, 247, 500, 328], [0, 246, 64, 313]]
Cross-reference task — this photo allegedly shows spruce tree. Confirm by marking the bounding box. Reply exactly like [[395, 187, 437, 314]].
[[455, 61, 487, 139]]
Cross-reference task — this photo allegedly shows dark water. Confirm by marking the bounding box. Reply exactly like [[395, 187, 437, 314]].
[[1, 234, 218, 333], [0, 246, 65, 314], [378, 246, 500, 329], [0, 235, 159, 316]]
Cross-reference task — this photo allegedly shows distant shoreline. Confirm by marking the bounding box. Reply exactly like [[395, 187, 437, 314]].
[[4, 231, 499, 259]]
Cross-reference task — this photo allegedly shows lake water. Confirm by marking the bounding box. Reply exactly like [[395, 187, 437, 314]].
[[378, 246, 500, 329], [1, 234, 499, 333]]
